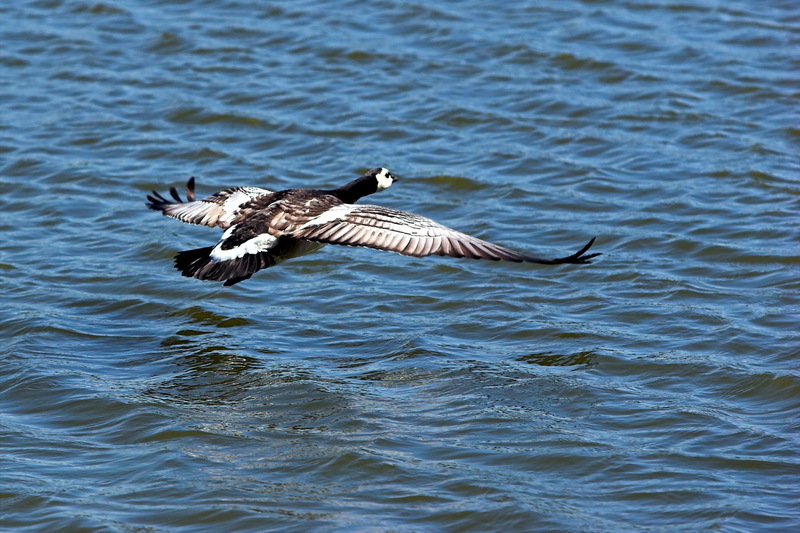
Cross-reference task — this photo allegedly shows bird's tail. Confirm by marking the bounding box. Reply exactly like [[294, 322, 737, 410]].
[[174, 246, 215, 279], [173, 246, 274, 286]]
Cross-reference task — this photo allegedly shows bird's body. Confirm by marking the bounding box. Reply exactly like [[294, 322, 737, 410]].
[[146, 168, 599, 285]]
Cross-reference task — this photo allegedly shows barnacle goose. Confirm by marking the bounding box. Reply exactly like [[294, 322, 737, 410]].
[[146, 168, 600, 286]]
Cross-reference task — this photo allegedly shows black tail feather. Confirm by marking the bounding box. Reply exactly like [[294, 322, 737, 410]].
[[173, 246, 277, 285], [174, 246, 215, 278]]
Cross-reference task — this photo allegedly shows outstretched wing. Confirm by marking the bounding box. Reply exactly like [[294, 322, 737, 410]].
[[290, 204, 600, 264], [146, 177, 274, 229]]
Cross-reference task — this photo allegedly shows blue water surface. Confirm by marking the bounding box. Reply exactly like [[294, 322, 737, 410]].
[[1, 0, 798, 531]]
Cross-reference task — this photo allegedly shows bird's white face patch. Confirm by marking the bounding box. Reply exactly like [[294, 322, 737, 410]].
[[375, 168, 395, 192]]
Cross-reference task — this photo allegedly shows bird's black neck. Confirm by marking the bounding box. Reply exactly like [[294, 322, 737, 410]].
[[327, 177, 376, 204]]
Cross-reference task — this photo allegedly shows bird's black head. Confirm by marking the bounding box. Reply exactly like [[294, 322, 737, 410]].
[[333, 167, 398, 203], [366, 167, 397, 193]]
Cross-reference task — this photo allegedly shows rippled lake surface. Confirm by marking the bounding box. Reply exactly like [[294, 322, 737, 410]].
[[1, 0, 798, 531]]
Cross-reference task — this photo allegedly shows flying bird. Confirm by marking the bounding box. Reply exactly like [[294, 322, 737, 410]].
[[146, 168, 600, 286]]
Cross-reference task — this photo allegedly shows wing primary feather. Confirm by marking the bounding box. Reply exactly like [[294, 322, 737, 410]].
[[186, 177, 196, 202], [338, 225, 363, 243], [393, 235, 410, 254], [402, 236, 421, 256], [328, 223, 351, 241], [385, 232, 404, 253], [419, 236, 435, 257]]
